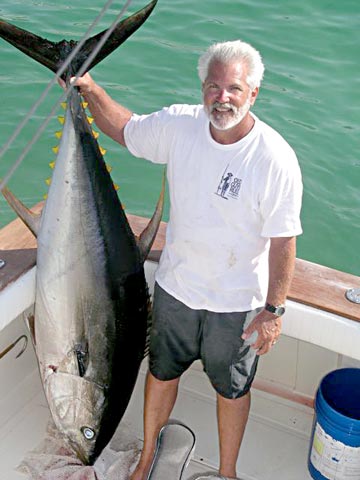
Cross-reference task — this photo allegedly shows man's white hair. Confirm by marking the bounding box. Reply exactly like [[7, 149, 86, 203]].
[[198, 40, 265, 90]]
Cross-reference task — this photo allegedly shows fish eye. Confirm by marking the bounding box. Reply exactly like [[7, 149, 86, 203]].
[[81, 426, 95, 441]]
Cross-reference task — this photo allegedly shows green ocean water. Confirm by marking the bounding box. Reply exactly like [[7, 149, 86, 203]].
[[0, 0, 359, 276]]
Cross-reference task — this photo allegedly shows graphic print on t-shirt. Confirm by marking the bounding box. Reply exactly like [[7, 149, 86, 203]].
[[215, 164, 242, 200]]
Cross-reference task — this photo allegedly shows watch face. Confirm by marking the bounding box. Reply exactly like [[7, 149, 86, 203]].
[[266, 303, 285, 316]]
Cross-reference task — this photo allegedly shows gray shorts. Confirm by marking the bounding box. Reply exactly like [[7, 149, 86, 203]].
[[149, 283, 261, 399]]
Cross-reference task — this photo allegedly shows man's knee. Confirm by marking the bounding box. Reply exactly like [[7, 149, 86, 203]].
[[146, 370, 180, 390]]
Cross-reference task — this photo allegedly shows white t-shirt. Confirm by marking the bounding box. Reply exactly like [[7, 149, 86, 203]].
[[124, 104, 303, 312]]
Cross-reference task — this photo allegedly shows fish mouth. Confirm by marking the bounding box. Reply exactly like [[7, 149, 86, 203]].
[[72, 435, 97, 466]]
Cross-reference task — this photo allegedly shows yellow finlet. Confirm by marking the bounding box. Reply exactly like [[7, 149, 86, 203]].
[[58, 116, 65, 125], [55, 131, 63, 139], [92, 130, 99, 139], [87, 116, 94, 125], [52, 146, 59, 154], [45, 178, 51, 186], [49, 161, 55, 169], [43, 194, 48, 200], [100, 147, 107, 155], [106, 164, 112, 173], [114, 184, 119, 191], [82, 102, 88, 109], [61, 102, 67, 110]]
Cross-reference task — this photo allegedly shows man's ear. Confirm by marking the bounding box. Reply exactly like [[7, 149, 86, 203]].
[[250, 86, 259, 106]]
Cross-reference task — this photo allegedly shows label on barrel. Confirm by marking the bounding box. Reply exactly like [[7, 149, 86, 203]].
[[310, 423, 360, 479]]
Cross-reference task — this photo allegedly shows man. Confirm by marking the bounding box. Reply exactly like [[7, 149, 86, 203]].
[[71, 40, 303, 480]]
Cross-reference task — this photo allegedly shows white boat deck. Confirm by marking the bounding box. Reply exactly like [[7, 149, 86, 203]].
[[0, 310, 315, 480]]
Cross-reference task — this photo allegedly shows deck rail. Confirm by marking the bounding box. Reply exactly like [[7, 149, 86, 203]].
[[0, 204, 359, 323]]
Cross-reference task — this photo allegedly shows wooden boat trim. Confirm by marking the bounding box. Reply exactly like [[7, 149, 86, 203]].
[[0, 203, 359, 323]]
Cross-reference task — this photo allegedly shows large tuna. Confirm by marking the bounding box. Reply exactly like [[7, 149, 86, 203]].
[[0, 0, 162, 465]]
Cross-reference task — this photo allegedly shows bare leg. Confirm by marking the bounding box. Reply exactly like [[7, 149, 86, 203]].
[[130, 371, 180, 480], [217, 390, 251, 478]]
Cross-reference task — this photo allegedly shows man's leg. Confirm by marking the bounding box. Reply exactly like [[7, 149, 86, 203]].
[[217, 390, 251, 479], [130, 371, 180, 480]]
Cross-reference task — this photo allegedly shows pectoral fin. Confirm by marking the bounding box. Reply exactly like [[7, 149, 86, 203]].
[[1, 187, 41, 237], [137, 169, 166, 263]]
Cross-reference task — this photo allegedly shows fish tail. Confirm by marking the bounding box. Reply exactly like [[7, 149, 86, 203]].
[[0, 1, 157, 80]]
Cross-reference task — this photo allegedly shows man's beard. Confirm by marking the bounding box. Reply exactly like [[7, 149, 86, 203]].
[[204, 98, 251, 131]]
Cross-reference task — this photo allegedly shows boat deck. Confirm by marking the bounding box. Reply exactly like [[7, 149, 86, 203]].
[[0, 311, 313, 480]]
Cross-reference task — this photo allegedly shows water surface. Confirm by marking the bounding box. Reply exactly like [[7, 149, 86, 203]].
[[0, 0, 359, 276]]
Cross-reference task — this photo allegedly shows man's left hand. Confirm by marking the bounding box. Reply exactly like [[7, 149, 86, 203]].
[[241, 309, 282, 355]]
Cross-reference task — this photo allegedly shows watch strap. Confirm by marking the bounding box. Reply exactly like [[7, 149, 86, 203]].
[[265, 303, 285, 316]]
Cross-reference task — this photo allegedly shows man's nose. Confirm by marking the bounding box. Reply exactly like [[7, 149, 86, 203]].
[[216, 88, 230, 103]]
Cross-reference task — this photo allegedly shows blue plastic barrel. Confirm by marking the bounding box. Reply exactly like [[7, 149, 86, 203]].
[[308, 368, 360, 480]]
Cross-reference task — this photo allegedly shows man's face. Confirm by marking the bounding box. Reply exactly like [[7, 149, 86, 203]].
[[202, 60, 258, 131]]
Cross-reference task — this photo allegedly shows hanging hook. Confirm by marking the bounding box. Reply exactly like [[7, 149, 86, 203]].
[[0, 335, 28, 360]]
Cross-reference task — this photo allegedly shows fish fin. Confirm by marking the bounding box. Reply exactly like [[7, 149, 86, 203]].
[[1, 187, 41, 237], [79, 0, 157, 74], [137, 169, 166, 263], [0, 0, 157, 80], [0, 19, 63, 74]]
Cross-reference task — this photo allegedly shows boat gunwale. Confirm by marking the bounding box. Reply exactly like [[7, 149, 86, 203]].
[[0, 202, 359, 323]]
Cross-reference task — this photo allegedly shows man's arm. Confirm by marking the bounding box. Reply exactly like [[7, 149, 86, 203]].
[[242, 236, 296, 355], [69, 73, 132, 147]]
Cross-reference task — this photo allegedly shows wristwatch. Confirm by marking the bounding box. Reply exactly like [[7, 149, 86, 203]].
[[265, 303, 286, 317]]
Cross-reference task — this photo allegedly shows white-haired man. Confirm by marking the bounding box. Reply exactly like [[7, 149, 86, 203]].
[[72, 40, 303, 480]]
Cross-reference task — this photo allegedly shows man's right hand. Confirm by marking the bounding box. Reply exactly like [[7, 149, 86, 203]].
[[69, 72, 95, 96], [57, 72, 95, 95]]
